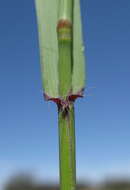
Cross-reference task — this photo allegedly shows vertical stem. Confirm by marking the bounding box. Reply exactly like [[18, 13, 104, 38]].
[[57, 1, 76, 190], [57, 19, 73, 98], [57, 0, 73, 98], [58, 104, 76, 190], [59, 0, 73, 21]]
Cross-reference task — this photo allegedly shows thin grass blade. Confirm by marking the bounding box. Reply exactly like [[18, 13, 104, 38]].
[[35, 0, 59, 98], [72, 0, 85, 95]]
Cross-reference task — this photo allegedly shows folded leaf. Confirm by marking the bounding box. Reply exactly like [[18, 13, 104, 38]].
[[35, 0, 85, 100]]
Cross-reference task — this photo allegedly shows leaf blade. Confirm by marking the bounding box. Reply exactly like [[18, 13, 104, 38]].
[[35, 0, 59, 98], [72, 0, 85, 94]]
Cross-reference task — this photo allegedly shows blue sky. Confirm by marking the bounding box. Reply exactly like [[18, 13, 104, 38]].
[[0, 0, 130, 187]]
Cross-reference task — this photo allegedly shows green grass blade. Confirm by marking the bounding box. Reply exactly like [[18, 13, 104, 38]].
[[35, 0, 59, 98], [72, 0, 85, 94]]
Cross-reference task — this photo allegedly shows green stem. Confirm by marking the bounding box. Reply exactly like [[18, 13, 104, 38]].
[[57, 0, 73, 98], [58, 104, 76, 190], [57, 1, 76, 190], [59, 0, 73, 22]]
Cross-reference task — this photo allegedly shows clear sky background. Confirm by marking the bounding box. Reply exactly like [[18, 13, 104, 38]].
[[0, 0, 130, 188]]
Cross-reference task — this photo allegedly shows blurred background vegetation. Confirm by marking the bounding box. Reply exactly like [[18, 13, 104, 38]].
[[4, 173, 130, 190]]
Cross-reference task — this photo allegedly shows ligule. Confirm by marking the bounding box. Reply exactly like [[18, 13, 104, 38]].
[[57, 19, 72, 42]]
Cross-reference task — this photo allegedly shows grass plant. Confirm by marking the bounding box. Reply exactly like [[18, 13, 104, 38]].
[[35, 1, 85, 190]]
